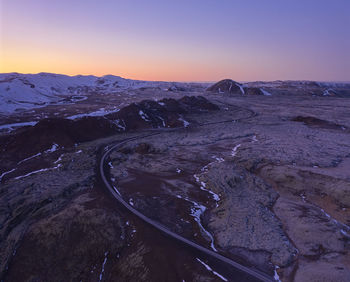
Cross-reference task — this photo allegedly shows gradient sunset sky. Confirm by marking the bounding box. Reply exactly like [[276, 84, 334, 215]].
[[1, 0, 349, 82]]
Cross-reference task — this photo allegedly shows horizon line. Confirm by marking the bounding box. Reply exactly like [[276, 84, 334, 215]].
[[1, 71, 350, 84]]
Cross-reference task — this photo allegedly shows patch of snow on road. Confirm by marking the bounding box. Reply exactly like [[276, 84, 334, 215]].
[[99, 251, 108, 281], [196, 258, 228, 281]]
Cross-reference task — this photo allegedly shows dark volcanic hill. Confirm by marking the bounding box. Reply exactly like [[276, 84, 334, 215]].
[[0, 96, 218, 172], [206, 79, 245, 94]]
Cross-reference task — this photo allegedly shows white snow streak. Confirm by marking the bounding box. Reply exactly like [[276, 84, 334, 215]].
[[67, 108, 120, 120], [178, 117, 190, 128], [260, 88, 272, 96], [0, 168, 17, 181], [274, 266, 281, 282], [99, 251, 109, 281], [139, 110, 150, 121], [14, 162, 62, 180], [251, 135, 258, 143], [231, 144, 241, 157], [176, 195, 217, 252], [45, 143, 59, 153], [17, 152, 42, 164], [114, 119, 126, 131], [196, 258, 228, 281], [113, 185, 122, 196], [236, 83, 245, 95], [0, 121, 37, 132]]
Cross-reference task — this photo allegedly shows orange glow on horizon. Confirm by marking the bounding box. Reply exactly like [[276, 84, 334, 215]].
[[1, 1, 349, 82]]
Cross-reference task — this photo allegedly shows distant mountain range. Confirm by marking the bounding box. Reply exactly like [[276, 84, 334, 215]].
[[0, 73, 207, 113], [1, 73, 349, 114]]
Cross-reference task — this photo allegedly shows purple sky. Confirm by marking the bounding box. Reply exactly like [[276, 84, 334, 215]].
[[1, 0, 349, 81]]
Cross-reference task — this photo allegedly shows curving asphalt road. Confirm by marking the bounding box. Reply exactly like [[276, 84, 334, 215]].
[[98, 104, 274, 282]]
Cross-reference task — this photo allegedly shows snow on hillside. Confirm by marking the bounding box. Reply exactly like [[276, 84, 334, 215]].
[[243, 80, 350, 89], [0, 72, 201, 114]]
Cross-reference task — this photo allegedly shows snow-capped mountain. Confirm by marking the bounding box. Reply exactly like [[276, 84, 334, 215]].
[[0, 72, 198, 113]]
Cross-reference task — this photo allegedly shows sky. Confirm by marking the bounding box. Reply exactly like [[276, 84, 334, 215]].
[[0, 0, 349, 82]]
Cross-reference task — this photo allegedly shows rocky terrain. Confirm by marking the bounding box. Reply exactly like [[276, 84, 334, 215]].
[[1, 75, 350, 281]]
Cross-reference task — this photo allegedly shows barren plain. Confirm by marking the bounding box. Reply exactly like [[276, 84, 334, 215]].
[[1, 76, 350, 281]]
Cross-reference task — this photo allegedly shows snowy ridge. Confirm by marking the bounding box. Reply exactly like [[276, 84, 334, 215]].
[[0, 72, 202, 114]]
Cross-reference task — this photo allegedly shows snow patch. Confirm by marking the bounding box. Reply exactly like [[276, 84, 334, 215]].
[[231, 144, 241, 157], [99, 251, 108, 281], [14, 164, 62, 180], [274, 266, 281, 282], [113, 185, 122, 196], [114, 119, 126, 131], [251, 135, 258, 143], [0, 121, 37, 132], [194, 175, 220, 206], [260, 88, 272, 96], [17, 152, 42, 164], [158, 116, 166, 127], [178, 117, 190, 128], [67, 107, 119, 120], [139, 110, 150, 121], [0, 168, 17, 181], [177, 195, 217, 252], [236, 83, 245, 95], [196, 258, 228, 281], [45, 143, 59, 153]]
